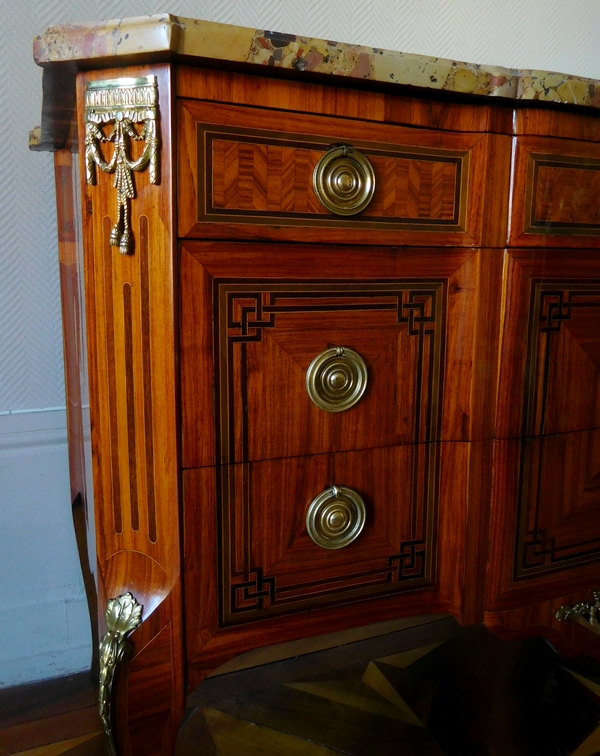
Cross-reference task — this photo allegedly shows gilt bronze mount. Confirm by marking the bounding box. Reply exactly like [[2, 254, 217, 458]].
[[99, 592, 143, 756], [85, 76, 159, 255], [557, 591, 600, 636]]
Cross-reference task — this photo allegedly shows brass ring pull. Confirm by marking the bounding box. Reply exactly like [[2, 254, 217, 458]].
[[306, 485, 366, 550], [306, 346, 368, 413], [313, 144, 376, 216]]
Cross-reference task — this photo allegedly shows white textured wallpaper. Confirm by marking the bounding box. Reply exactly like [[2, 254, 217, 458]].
[[2, 0, 600, 412]]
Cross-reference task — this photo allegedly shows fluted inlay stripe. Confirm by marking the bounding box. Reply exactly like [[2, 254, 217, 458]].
[[123, 282, 139, 532], [139, 216, 157, 543], [103, 216, 122, 534]]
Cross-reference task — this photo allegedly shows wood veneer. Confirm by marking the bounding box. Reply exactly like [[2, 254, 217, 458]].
[[510, 136, 600, 248], [180, 242, 504, 470], [75, 64, 184, 755], [46, 55, 600, 756], [495, 248, 600, 439], [178, 97, 511, 247], [54, 137, 87, 510]]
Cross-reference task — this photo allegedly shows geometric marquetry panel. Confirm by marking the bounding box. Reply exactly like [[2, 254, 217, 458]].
[[219, 444, 438, 624], [212, 280, 444, 624], [516, 429, 600, 579], [215, 281, 446, 465], [513, 281, 600, 579], [527, 155, 600, 235], [523, 281, 600, 438], [489, 252, 600, 611], [511, 137, 600, 247], [201, 125, 467, 232]]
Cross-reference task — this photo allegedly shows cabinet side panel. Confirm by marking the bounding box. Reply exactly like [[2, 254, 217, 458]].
[[77, 65, 183, 756], [55, 144, 87, 506], [54, 131, 100, 675]]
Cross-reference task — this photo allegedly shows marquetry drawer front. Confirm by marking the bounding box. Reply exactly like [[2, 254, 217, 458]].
[[496, 249, 600, 440], [510, 136, 600, 247], [487, 248, 600, 610], [185, 444, 439, 626], [178, 99, 508, 247], [180, 242, 501, 469], [487, 430, 600, 610]]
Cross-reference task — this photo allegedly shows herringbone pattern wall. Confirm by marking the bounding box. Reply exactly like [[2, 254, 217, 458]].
[[3, 0, 600, 411]]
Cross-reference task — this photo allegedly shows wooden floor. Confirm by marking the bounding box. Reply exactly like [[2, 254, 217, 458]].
[[4, 622, 600, 756], [0, 672, 101, 756]]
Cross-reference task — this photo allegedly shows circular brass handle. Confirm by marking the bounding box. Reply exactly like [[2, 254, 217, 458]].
[[306, 485, 366, 550], [306, 347, 368, 412], [306, 346, 368, 413], [313, 144, 376, 216]]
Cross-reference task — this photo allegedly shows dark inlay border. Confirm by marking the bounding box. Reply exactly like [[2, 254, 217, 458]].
[[198, 124, 468, 232], [103, 216, 122, 534], [139, 216, 157, 543], [123, 282, 139, 532]]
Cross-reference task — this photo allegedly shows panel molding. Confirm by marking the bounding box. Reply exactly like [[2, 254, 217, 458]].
[[515, 280, 600, 579], [213, 280, 446, 625], [200, 124, 468, 231]]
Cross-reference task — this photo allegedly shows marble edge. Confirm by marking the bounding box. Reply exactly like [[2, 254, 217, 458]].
[[32, 14, 600, 109]]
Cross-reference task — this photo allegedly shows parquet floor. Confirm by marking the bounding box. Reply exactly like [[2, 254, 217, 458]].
[[4, 624, 600, 755]]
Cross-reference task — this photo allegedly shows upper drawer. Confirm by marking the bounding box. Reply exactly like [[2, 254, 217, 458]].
[[180, 241, 502, 470], [510, 136, 600, 248], [178, 100, 510, 247]]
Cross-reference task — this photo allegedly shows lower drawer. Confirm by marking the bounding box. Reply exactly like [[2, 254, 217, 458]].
[[183, 441, 486, 681], [487, 429, 600, 611]]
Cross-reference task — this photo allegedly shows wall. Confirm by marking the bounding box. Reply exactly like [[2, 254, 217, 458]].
[[2, 0, 600, 687], [0, 410, 92, 686]]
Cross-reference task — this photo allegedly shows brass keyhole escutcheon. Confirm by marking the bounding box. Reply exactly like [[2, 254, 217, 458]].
[[306, 485, 366, 550], [306, 346, 368, 413], [313, 144, 376, 216]]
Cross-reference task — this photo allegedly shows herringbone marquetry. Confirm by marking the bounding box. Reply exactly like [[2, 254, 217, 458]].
[[206, 130, 462, 222]]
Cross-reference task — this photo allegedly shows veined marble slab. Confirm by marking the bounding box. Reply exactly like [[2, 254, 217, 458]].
[[34, 13, 600, 108]]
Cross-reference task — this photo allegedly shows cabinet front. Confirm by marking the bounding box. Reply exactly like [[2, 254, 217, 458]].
[[180, 241, 499, 672]]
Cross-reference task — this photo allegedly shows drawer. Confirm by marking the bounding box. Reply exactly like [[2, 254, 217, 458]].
[[183, 439, 479, 678], [509, 136, 600, 247], [178, 100, 510, 247], [183, 443, 465, 628], [180, 242, 503, 469], [487, 430, 600, 611], [496, 248, 600, 439]]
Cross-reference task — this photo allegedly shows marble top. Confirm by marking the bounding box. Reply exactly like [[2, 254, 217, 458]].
[[31, 14, 600, 151], [34, 13, 600, 109]]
